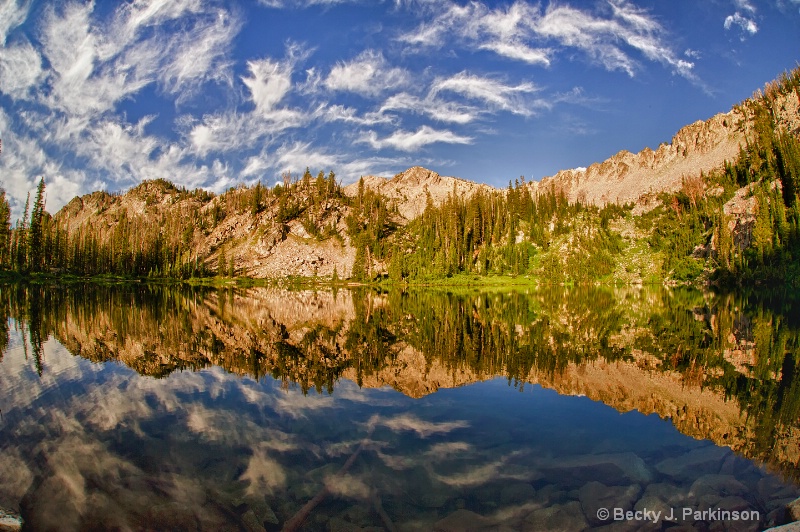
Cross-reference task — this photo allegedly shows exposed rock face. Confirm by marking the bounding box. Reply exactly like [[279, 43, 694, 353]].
[[343, 166, 493, 220], [533, 111, 745, 206], [533, 91, 799, 206]]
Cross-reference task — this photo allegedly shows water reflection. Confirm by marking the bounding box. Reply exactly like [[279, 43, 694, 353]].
[[0, 283, 798, 530]]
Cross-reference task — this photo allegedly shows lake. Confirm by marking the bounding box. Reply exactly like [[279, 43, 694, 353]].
[[0, 283, 798, 531]]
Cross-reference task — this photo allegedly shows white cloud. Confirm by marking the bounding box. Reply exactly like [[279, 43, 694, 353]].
[[397, 1, 552, 66], [399, 0, 694, 79], [273, 141, 339, 175], [0, 41, 43, 99], [39, 2, 115, 117], [380, 93, 478, 124], [318, 104, 396, 126], [733, 0, 756, 13], [724, 12, 758, 36], [184, 106, 306, 158], [121, 0, 204, 34], [243, 57, 294, 115], [323, 50, 409, 97], [241, 156, 271, 179], [0, 109, 93, 217], [432, 72, 544, 116], [258, 0, 363, 8], [83, 119, 159, 180], [0, 0, 30, 45], [480, 41, 551, 65], [158, 10, 240, 101], [359, 125, 473, 152]]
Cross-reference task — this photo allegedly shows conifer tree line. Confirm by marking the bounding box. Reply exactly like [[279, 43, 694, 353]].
[[0, 170, 348, 278], [387, 180, 625, 282]]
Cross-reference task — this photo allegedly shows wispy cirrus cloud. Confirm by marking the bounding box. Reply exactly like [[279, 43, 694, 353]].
[[0, 41, 42, 99], [0, 0, 30, 45], [397, 1, 549, 66], [534, 1, 694, 78], [431, 72, 545, 116], [257, 0, 363, 8], [399, 0, 694, 79], [318, 104, 396, 126], [158, 10, 240, 101], [359, 125, 473, 152], [379, 93, 478, 124], [322, 50, 409, 97]]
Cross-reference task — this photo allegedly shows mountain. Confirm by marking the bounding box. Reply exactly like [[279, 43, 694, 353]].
[[40, 68, 800, 282], [343, 166, 494, 220]]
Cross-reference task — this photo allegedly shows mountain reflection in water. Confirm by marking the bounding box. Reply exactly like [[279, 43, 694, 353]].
[[0, 283, 798, 530]]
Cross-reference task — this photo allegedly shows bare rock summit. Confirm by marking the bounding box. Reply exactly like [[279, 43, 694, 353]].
[[344, 166, 493, 220]]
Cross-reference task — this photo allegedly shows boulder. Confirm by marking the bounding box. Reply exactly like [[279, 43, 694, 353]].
[[499, 482, 536, 505], [764, 524, 800, 532], [655, 446, 730, 482], [579, 481, 642, 526], [634, 483, 687, 522], [789, 497, 800, 523], [433, 509, 496, 532], [522, 500, 589, 532], [0, 508, 23, 532], [540, 452, 652, 488], [688, 474, 749, 508]]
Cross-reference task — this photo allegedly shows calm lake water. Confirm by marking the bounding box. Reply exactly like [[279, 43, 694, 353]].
[[0, 283, 798, 531]]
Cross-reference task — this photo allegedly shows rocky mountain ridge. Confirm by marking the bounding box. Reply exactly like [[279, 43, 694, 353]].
[[531, 89, 800, 206]]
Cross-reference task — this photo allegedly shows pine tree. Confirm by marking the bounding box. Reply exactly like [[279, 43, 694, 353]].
[[28, 177, 46, 272], [0, 190, 10, 269], [14, 193, 30, 271], [218, 245, 227, 277]]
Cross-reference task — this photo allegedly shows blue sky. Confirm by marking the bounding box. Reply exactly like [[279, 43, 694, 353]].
[[0, 0, 798, 217]]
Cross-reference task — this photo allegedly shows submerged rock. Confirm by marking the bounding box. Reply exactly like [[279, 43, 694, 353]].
[[499, 482, 536, 505], [633, 482, 687, 521], [689, 474, 749, 508], [655, 445, 731, 482], [522, 500, 589, 532], [579, 481, 642, 526], [540, 452, 652, 487], [433, 509, 496, 532], [789, 497, 800, 522], [764, 524, 800, 532], [241, 509, 267, 532], [0, 507, 23, 532]]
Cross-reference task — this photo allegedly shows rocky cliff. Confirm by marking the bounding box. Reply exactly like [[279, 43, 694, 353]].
[[532, 90, 800, 206], [343, 166, 494, 220]]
